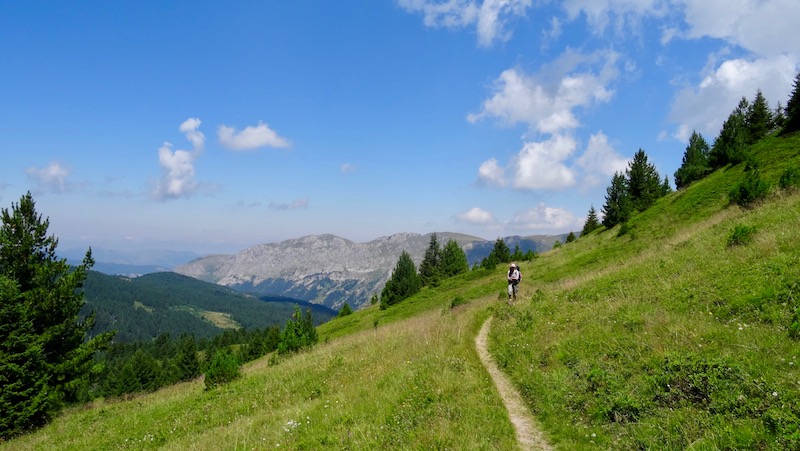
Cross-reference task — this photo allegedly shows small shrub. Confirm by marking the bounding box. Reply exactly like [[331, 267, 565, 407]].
[[790, 307, 800, 340], [617, 222, 632, 237], [450, 295, 468, 309], [779, 166, 800, 189], [729, 166, 771, 207], [727, 224, 757, 246], [337, 302, 353, 317], [204, 349, 241, 390]]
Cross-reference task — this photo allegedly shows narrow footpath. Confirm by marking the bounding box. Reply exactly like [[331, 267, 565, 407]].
[[475, 317, 552, 450]]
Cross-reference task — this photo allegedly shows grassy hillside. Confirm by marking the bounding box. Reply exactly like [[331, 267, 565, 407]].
[[3, 135, 798, 449], [83, 271, 336, 342]]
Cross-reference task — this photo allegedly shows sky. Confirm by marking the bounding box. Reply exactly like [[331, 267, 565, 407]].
[[1, 1, 798, 255]]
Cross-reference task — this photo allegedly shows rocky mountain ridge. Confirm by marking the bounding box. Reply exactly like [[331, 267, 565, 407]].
[[175, 232, 567, 309]]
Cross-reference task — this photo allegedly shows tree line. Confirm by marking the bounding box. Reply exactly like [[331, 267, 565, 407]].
[[0, 193, 320, 438], [583, 71, 800, 235]]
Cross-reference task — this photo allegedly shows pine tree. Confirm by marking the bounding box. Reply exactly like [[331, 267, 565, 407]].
[[0, 193, 113, 438], [581, 205, 601, 236], [710, 98, 750, 168], [661, 175, 672, 196], [337, 302, 353, 317], [565, 232, 576, 243], [602, 172, 632, 229], [773, 102, 786, 132], [784, 71, 800, 134], [674, 130, 711, 189], [418, 233, 442, 287], [439, 239, 469, 278], [626, 149, 663, 211], [176, 334, 200, 381], [380, 251, 421, 309], [745, 89, 773, 144]]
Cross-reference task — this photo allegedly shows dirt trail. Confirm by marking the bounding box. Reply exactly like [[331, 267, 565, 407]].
[[476, 317, 552, 450]]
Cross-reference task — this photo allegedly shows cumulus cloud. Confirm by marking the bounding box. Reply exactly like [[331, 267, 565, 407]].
[[468, 49, 619, 134], [269, 198, 309, 210], [455, 207, 495, 225], [153, 118, 205, 200], [678, 0, 800, 58], [26, 162, 79, 193], [513, 134, 578, 190], [669, 55, 796, 141], [477, 157, 507, 186], [398, 0, 531, 47], [217, 121, 290, 151], [575, 132, 630, 187], [509, 202, 582, 232]]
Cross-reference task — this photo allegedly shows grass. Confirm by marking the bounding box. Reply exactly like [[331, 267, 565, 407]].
[[3, 134, 800, 450], [490, 135, 800, 449]]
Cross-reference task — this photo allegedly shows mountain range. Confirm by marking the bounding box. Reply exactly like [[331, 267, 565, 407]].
[[174, 232, 568, 309]]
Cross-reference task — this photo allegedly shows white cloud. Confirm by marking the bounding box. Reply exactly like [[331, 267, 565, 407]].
[[561, 0, 668, 35], [678, 0, 800, 58], [477, 157, 507, 186], [269, 198, 309, 210], [513, 134, 577, 190], [153, 118, 205, 200], [509, 202, 581, 232], [575, 131, 629, 187], [669, 55, 796, 141], [179, 118, 205, 151], [398, 0, 531, 47], [26, 162, 77, 193], [341, 163, 357, 173], [468, 49, 619, 134], [455, 207, 495, 225], [217, 121, 290, 151]]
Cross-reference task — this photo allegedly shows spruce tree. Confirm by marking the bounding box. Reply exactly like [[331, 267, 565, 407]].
[[581, 205, 601, 236], [626, 149, 662, 211], [380, 251, 421, 308], [418, 233, 442, 287], [674, 130, 711, 189], [565, 232, 576, 243], [439, 239, 469, 278], [602, 172, 632, 229], [0, 193, 113, 438], [745, 89, 773, 144], [784, 71, 800, 134], [710, 98, 750, 168]]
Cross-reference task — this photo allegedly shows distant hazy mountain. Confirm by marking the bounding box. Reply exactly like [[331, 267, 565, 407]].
[[175, 232, 569, 310], [61, 247, 201, 277]]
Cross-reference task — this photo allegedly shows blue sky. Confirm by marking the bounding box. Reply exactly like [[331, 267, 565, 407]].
[[1, 1, 798, 254]]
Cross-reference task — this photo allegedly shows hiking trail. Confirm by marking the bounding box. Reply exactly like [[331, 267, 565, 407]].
[[476, 317, 552, 450]]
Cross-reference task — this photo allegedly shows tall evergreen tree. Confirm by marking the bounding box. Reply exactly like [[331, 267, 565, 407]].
[[418, 233, 442, 287], [710, 98, 750, 168], [439, 239, 469, 278], [745, 89, 773, 144], [581, 205, 601, 236], [773, 102, 786, 132], [481, 237, 510, 269], [0, 193, 113, 438], [602, 172, 632, 229], [661, 175, 672, 196], [784, 71, 800, 134], [626, 149, 663, 211], [565, 231, 576, 243], [380, 251, 421, 309], [175, 334, 200, 381], [674, 130, 711, 189]]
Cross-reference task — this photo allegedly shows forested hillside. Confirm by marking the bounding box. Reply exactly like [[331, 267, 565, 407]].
[[82, 271, 336, 342]]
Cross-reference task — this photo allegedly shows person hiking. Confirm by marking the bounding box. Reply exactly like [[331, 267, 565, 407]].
[[507, 263, 521, 303]]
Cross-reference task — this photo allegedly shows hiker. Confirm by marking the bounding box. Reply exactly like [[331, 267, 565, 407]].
[[507, 263, 521, 303]]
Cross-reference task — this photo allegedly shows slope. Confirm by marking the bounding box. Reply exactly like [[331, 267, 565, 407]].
[[83, 271, 336, 342], [490, 134, 800, 449], [4, 134, 798, 449]]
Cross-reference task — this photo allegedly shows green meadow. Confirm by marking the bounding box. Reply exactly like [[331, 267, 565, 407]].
[[3, 134, 799, 450]]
